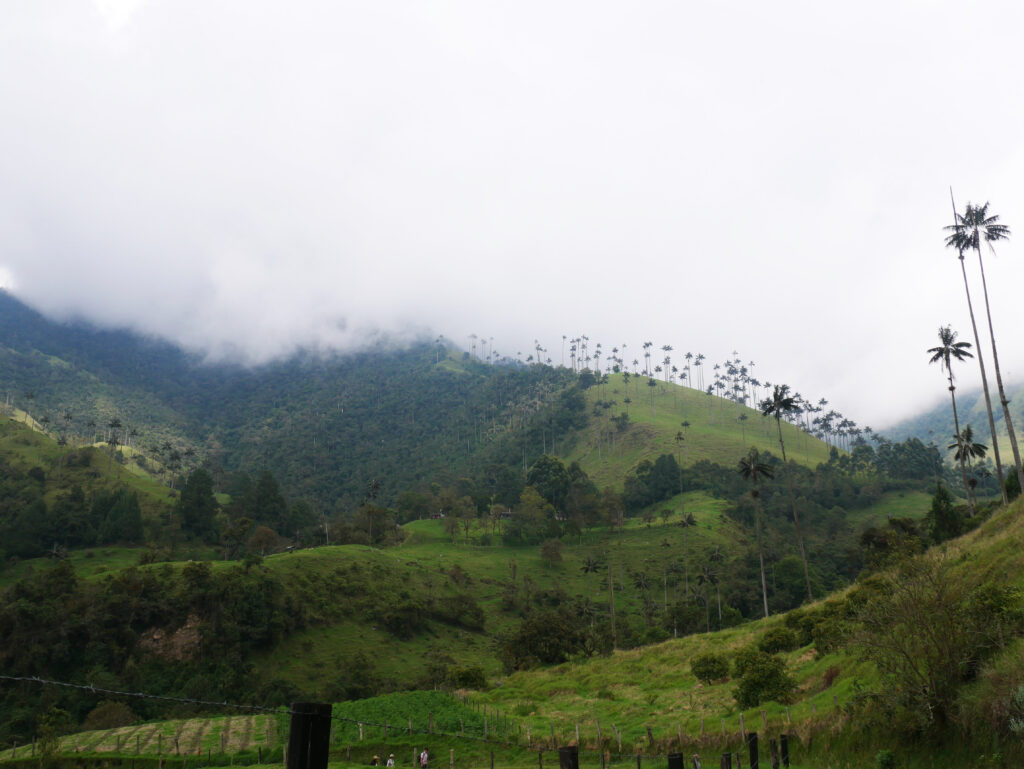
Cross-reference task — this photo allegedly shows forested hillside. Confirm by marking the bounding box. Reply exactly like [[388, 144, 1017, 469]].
[[0, 290, 586, 509]]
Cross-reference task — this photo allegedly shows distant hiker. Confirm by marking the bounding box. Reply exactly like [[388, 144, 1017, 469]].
[[371, 756, 380, 766], [420, 749, 429, 769], [387, 755, 395, 767]]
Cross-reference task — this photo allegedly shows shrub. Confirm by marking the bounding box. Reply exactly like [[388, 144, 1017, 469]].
[[758, 626, 799, 654], [81, 701, 136, 731], [874, 749, 896, 769], [733, 652, 796, 708], [445, 665, 486, 689], [691, 652, 731, 684]]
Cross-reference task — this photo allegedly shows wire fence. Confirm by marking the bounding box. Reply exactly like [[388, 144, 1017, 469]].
[[0, 674, 814, 766]]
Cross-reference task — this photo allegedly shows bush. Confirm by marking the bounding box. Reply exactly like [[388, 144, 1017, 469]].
[[691, 652, 731, 684], [81, 701, 136, 731], [445, 665, 486, 689], [733, 651, 796, 708], [874, 749, 896, 769], [758, 626, 799, 654]]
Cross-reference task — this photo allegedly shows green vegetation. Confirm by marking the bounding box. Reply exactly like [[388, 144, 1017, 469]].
[[5, 288, 1024, 766]]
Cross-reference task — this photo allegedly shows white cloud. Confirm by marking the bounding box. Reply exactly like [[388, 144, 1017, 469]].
[[2, 1, 1024, 429]]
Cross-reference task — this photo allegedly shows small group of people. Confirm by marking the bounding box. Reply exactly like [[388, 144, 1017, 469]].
[[370, 748, 428, 767]]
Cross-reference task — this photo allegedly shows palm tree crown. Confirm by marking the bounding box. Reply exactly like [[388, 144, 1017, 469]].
[[927, 325, 973, 377], [738, 447, 774, 488], [945, 202, 1010, 255]]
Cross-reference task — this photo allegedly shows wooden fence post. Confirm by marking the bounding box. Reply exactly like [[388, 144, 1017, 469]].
[[286, 702, 332, 769], [409, 719, 413, 737], [779, 735, 790, 769], [450, 749, 454, 769], [738, 713, 745, 739], [747, 732, 758, 769], [768, 739, 779, 769], [359, 723, 364, 741]]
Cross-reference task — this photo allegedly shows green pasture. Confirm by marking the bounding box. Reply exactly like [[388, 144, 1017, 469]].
[[568, 375, 834, 490]]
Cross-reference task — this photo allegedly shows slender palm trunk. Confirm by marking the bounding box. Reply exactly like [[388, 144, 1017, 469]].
[[776, 419, 813, 601], [947, 378, 975, 515], [754, 494, 770, 618], [959, 253, 1007, 503], [975, 245, 1024, 496], [608, 561, 617, 651]]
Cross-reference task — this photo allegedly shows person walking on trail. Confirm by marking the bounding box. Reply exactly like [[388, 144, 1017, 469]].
[[386, 755, 395, 767], [419, 749, 429, 769]]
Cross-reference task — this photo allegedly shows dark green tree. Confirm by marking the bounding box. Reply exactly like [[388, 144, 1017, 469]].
[[526, 454, 572, 512], [178, 468, 219, 540], [925, 483, 962, 543]]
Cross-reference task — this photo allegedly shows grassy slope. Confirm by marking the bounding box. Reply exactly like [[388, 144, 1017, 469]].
[[2, 406, 932, 699], [7, 486, 1014, 769], [568, 374, 833, 490], [464, 497, 1024, 761], [0, 417, 211, 585]]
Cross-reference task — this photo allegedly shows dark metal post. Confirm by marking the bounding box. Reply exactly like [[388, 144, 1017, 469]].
[[668, 753, 684, 769], [779, 735, 789, 769], [287, 702, 332, 769], [747, 732, 758, 769], [559, 746, 579, 769]]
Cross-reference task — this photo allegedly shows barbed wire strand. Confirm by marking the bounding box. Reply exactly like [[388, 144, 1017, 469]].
[[1, 674, 790, 759]]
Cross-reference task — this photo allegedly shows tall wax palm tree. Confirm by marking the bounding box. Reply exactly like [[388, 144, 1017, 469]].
[[707, 547, 725, 621], [946, 199, 1023, 497], [949, 425, 988, 509], [581, 556, 601, 596], [679, 511, 696, 595], [760, 384, 813, 601], [738, 447, 773, 618], [928, 325, 975, 514], [949, 425, 988, 489], [697, 565, 718, 630], [944, 197, 1009, 502]]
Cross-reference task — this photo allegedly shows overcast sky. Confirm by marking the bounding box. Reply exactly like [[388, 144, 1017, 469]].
[[3, 1, 1024, 430]]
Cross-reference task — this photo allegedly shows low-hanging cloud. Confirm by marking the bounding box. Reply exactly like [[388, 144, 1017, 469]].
[[3, 1, 1024, 428]]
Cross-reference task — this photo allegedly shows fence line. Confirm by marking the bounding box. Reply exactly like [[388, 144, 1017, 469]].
[[1, 674, 834, 762]]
